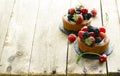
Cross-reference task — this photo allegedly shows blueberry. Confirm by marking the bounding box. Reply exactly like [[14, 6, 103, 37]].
[[95, 37, 102, 43], [67, 14, 73, 20], [83, 32, 89, 39], [76, 11, 81, 14], [94, 28, 100, 34], [82, 14, 87, 20], [87, 26, 94, 32], [87, 13, 92, 20]]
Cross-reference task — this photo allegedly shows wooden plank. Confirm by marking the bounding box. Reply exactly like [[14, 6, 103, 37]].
[[0, 0, 39, 75], [67, 0, 108, 75], [29, 0, 70, 75], [102, 0, 120, 76], [0, 0, 14, 61]]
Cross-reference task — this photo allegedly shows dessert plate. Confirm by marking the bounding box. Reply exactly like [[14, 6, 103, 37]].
[[59, 23, 78, 35], [74, 41, 113, 59]]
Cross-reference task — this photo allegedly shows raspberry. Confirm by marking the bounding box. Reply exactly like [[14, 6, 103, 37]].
[[81, 26, 88, 32], [89, 32, 95, 37], [91, 9, 97, 17], [69, 8, 75, 14], [100, 27, 106, 33], [68, 34, 76, 43], [78, 31, 85, 40], [98, 32, 106, 39], [81, 8, 88, 14], [99, 54, 107, 63], [76, 14, 83, 23]]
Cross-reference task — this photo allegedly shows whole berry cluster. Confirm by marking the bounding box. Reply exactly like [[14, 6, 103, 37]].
[[67, 5, 97, 24], [78, 25, 106, 46]]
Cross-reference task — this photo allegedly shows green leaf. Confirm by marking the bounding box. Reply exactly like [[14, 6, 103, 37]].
[[76, 54, 83, 64], [73, 13, 78, 21], [85, 38, 92, 46]]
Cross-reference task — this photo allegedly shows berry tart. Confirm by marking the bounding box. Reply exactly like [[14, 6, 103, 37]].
[[77, 25, 109, 54], [62, 5, 97, 32]]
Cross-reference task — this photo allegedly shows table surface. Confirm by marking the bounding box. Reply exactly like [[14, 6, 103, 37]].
[[0, 0, 120, 76]]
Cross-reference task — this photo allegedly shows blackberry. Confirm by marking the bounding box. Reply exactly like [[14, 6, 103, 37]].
[[87, 25, 94, 32], [87, 13, 92, 20], [94, 28, 100, 34], [76, 8, 81, 14], [83, 32, 89, 39], [82, 14, 87, 20], [95, 37, 102, 43], [67, 14, 73, 20]]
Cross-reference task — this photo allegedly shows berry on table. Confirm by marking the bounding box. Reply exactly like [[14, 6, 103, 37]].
[[99, 54, 107, 63], [91, 9, 97, 17], [68, 34, 76, 43]]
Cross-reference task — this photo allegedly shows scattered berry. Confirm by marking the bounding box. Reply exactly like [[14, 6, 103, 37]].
[[83, 32, 89, 39], [69, 8, 75, 14], [76, 14, 83, 23], [98, 32, 106, 39], [95, 37, 102, 43], [91, 9, 97, 17], [81, 26, 88, 32], [85, 36, 95, 46], [68, 34, 76, 43], [99, 54, 107, 63], [100, 27, 106, 33], [81, 8, 88, 14]]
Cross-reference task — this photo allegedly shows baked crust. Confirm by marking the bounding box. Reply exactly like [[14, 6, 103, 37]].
[[62, 14, 92, 31], [77, 37, 110, 54]]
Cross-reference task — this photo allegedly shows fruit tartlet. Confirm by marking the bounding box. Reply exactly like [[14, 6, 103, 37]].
[[62, 5, 97, 32], [77, 25, 109, 54]]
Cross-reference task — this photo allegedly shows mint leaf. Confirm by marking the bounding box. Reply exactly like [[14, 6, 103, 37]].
[[76, 54, 83, 64], [85, 38, 92, 46], [73, 13, 78, 21]]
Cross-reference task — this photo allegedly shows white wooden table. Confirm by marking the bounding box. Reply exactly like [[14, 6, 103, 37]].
[[0, 0, 120, 76]]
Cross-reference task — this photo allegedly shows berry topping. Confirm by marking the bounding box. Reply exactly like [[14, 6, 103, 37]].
[[81, 26, 88, 32], [69, 8, 75, 14], [68, 34, 76, 43], [98, 32, 106, 39], [83, 32, 89, 39], [87, 13, 92, 20], [76, 8, 81, 14], [85, 36, 95, 46], [82, 14, 87, 20], [91, 9, 97, 17], [87, 25, 94, 32], [95, 37, 102, 43], [76, 14, 83, 23], [81, 8, 88, 14], [100, 27, 106, 33], [94, 28, 100, 34], [89, 32, 95, 37], [67, 14, 73, 20], [78, 31, 85, 40], [99, 54, 107, 63]]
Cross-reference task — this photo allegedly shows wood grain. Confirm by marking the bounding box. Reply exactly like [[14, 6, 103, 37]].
[[102, 0, 120, 76], [29, 0, 70, 75], [0, 0, 39, 75], [0, 0, 15, 61]]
